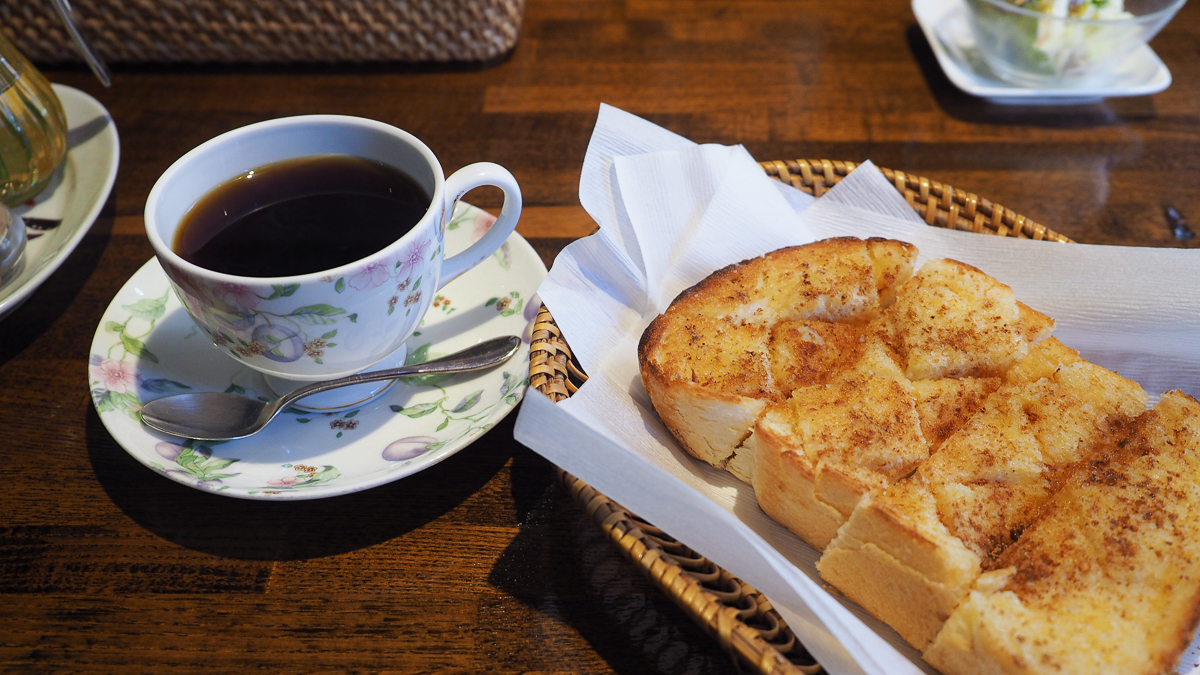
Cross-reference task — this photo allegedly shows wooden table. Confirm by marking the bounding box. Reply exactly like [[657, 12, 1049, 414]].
[[4, 0, 1199, 672]]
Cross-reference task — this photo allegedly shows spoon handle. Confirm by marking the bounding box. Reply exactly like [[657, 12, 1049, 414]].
[[274, 335, 522, 411]]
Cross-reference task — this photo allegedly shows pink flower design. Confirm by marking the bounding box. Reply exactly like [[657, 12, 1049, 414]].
[[469, 211, 498, 244], [267, 476, 304, 487], [349, 262, 391, 290], [395, 238, 431, 278], [90, 358, 137, 394], [211, 282, 260, 313]]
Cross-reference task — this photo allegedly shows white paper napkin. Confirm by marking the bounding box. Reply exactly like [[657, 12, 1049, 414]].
[[516, 104, 1200, 675]]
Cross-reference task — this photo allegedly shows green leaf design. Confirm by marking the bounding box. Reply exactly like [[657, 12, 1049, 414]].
[[486, 297, 499, 307], [261, 283, 300, 300], [297, 418, 311, 423], [451, 390, 483, 413], [105, 321, 125, 333], [122, 290, 169, 321], [344, 409, 359, 419], [290, 304, 347, 325], [412, 276, 421, 291], [394, 402, 439, 418], [388, 305, 394, 316], [224, 384, 246, 394], [94, 390, 115, 413], [347, 313, 358, 323], [198, 457, 239, 472], [500, 309, 517, 317], [121, 333, 159, 363], [321, 329, 338, 340], [504, 394, 519, 405], [334, 277, 346, 293], [401, 343, 454, 386], [112, 391, 142, 414], [436, 417, 450, 431], [308, 466, 340, 484], [406, 343, 432, 364]]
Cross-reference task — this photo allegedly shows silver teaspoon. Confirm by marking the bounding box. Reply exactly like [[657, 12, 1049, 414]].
[[139, 335, 522, 441]]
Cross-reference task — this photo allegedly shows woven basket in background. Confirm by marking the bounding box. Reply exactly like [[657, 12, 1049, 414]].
[[531, 160, 1069, 675], [0, 0, 525, 63]]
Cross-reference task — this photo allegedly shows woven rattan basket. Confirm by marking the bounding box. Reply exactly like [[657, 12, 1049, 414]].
[[0, 0, 524, 63], [530, 159, 1070, 675]]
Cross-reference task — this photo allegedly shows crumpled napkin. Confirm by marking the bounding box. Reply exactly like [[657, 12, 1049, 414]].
[[515, 104, 1200, 675]]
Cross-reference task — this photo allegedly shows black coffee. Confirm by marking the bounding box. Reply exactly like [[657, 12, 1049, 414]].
[[174, 155, 431, 277]]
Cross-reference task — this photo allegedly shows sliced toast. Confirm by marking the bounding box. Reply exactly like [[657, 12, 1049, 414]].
[[817, 338, 1147, 648], [924, 391, 1200, 675]]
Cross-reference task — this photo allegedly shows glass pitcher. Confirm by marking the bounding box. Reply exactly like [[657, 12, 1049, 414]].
[[0, 31, 68, 206]]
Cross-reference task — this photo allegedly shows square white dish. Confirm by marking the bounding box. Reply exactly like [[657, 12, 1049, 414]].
[[912, 0, 1173, 104]]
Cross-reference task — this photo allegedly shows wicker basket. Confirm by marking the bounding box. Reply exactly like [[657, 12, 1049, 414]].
[[0, 0, 525, 64], [529, 160, 1069, 675]]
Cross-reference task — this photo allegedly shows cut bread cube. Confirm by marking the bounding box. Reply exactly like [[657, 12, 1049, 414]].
[[912, 377, 1001, 452], [892, 259, 1052, 380], [817, 475, 982, 648], [769, 319, 872, 395], [752, 340, 927, 548], [817, 338, 1147, 649], [924, 391, 1200, 675]]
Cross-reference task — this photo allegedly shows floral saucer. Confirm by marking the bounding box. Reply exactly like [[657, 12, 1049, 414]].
[[0, 84, 119, 319], [90, 203, 546, 500]]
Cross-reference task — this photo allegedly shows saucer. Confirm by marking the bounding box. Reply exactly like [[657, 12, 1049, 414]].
[[913, 0, 1172, 105], [0, 84, 120, 319], [90, 203, 546, 500]]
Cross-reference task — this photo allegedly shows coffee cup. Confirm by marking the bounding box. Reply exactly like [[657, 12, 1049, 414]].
[[145, 115, 521, 381]]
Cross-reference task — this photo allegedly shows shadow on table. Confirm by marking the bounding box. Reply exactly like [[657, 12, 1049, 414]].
[[905, 24, 1156, 129], [85, 406, 515, 561], [485, 451, 741, 675], [0, 193, 114, 368]]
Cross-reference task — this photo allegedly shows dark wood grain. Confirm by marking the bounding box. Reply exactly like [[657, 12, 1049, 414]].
[[3, 0, 1200, 672]]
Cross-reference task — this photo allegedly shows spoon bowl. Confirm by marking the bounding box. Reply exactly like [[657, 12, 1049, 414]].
[[139, 335, 521, 440]]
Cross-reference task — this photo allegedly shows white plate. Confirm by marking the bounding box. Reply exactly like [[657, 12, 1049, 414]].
[[0, 84, 120, 319], [89, 203, 546, 500], [913, 0, 1172, 105]]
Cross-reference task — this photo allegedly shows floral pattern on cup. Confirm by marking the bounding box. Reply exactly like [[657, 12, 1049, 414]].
[[161, 230, 438, 372]]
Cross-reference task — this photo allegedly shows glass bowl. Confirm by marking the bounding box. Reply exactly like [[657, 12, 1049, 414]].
[[963, 0, 1186, 87]]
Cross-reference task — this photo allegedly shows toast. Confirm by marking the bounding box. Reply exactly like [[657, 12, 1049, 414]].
[[923, 390, 1200, 675], [817, 338, 1148, 648]]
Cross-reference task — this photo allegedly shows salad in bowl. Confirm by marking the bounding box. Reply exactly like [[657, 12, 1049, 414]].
[[964, 0, 1185, 86]]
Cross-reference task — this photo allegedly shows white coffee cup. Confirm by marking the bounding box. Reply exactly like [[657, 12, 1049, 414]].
[[145, 115, 521, 381]]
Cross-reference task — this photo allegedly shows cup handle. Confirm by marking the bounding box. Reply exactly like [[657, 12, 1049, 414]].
[[438, 162, 522, 290]]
